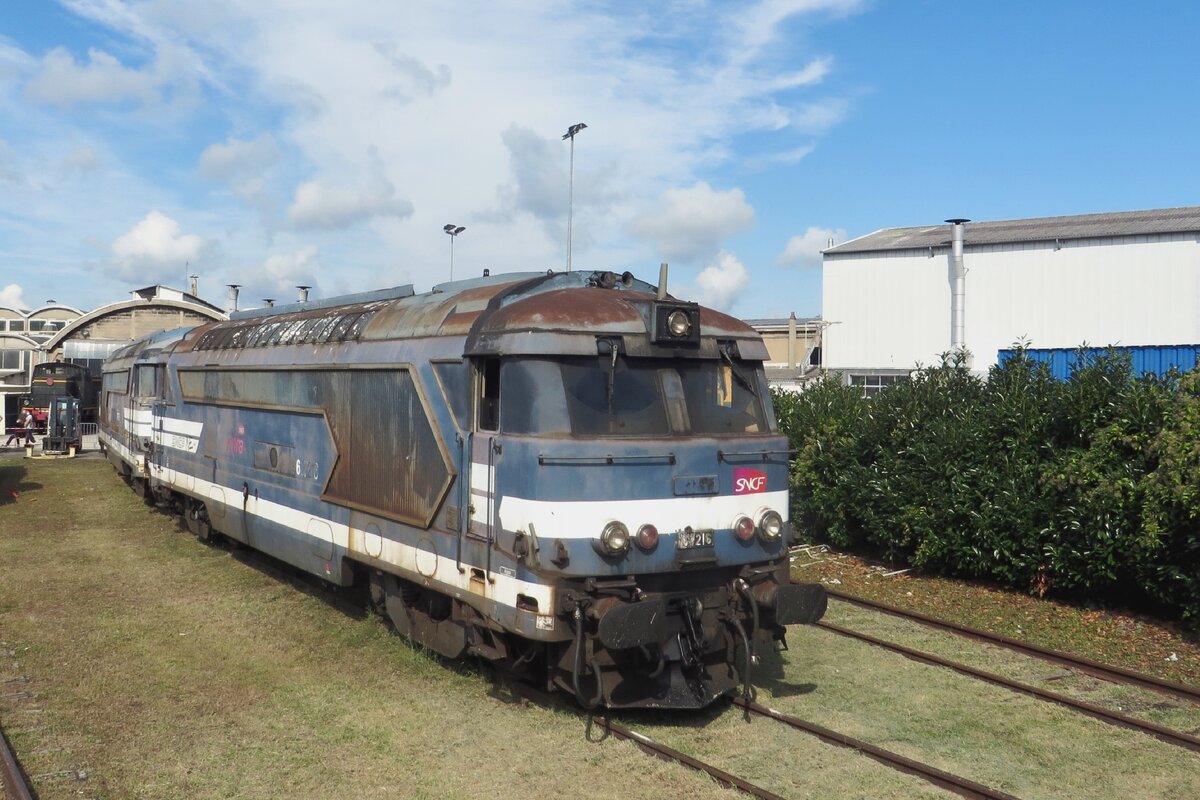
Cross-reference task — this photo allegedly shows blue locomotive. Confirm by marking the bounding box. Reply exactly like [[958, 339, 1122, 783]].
[[98, 270, 826, 709]]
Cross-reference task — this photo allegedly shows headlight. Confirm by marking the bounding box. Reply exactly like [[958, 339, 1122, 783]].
[[600, 521, 631, 555], [666, 309, 691, 337], [635, 523, 659, 552], [757, 509, 784, 541], [733, 515, 755, 542]]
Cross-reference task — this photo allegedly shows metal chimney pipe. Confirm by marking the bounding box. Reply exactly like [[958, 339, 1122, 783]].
[[189, 275, 199, 296], [226, 284, 241, 313], [656, 262, 668, 300], [946, 219, 970, 352], [296, 285, 311, 303], [787, 312, 797, 369]]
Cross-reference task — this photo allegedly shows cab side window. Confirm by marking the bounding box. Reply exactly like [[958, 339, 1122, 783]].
[[134, 365, 158, 399], [479, 358, 500, 431]]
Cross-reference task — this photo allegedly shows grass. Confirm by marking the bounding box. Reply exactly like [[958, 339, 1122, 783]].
[[789, 547, 1200, 687], [2, 458, 1198, 799], [0, 458, 741, 800], [629, 619, 1200, 799]]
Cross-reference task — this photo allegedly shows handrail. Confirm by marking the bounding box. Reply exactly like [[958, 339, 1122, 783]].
[[717, 448, 795, 462], [537, 453, 675, 466]]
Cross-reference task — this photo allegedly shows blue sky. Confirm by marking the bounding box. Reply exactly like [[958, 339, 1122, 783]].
[[1, 1, 1198, 319]]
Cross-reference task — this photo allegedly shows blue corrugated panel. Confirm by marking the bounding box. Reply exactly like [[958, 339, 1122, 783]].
[[997, 345, 1200, 381]]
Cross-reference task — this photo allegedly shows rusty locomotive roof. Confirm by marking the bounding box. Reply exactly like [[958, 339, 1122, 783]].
[[175, 270, 762, 354]]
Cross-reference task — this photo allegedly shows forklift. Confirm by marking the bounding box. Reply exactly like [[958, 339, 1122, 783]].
[[42, 395, 81, 455]]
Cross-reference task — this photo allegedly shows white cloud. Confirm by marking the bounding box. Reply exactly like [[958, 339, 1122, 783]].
[[200, 134, 280, 203], [735, 0, 865, 59], [746, 143, 816, 170], [0, 283, 27, 310], [111, 210, 206, 282], [0, 36, 35, 85], [692, 250, 750, 311], [287, 175, 413, 230], [24, 46, 169, 108], [262, 245, 320, 294], [373, 42, 451, 103], [632, 182, 756, 264], [789, 97, 850, 134], [497, 125, 567, 222], [200, 134, 279, 180], [778, 225, 846, 268]]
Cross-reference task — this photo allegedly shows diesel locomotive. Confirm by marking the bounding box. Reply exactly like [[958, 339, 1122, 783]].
[[98, 270, 826, 709], [21, 361, 97, 430]]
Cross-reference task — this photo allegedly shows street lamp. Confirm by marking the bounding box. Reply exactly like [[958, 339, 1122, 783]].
[[443, 224, 465, 280], [562, 122, 587, 272]]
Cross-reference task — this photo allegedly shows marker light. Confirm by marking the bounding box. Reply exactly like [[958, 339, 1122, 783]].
[[666, 309, 691, 337], [636, 523, 659, 551], [757, 509, 784, 541], [733, 515, 755, 542], [600, 521, 631, 555]]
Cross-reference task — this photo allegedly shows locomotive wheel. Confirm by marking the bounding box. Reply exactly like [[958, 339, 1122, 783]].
[[373, 572, 467, 659], [184, 502, 213, 543]]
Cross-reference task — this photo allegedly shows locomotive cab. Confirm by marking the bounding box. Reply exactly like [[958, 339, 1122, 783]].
[[464, 278, 826, 708]]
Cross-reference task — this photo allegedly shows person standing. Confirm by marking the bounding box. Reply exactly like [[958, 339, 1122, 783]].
[[22, 408, 36, 446]]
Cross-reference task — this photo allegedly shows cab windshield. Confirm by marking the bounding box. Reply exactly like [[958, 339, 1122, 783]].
[[500, 356, 771, 436]]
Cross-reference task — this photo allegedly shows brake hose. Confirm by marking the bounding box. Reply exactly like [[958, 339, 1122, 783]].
[[572, 605, 603, 709], [730, 615, 755, 707], [735, 579, 760, 663]]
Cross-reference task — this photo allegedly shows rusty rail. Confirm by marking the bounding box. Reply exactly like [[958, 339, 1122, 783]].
[[1, 723, 34, 800], [827, 589, 1200, 705], [597, 716, 788, 800], [818, 620, 1200, 753], [732, 697, 1024, 800]]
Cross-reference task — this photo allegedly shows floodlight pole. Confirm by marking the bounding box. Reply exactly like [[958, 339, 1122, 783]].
[[443, 224, 465, 281], [562, 122, 587, 272]]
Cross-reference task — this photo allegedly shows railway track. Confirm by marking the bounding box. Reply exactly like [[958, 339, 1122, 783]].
[[520, 687, 1027, 800], [0, 722, 34, 800], [816, 619, 1200, 753], [729, 697, 1023, 800], [825, 589, 1200, 705]]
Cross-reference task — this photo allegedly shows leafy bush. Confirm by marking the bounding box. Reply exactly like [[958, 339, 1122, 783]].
[[776, 346, 1200, 625]]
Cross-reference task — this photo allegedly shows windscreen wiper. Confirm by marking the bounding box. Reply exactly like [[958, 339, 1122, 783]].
[[720, 346, 758, 398]]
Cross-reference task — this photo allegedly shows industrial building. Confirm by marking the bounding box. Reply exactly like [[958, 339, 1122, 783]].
[[1, 302, 83, 414], [822, 206, 1200, 389], [743, 314, 823, 391], [2, 285, 225, 426]]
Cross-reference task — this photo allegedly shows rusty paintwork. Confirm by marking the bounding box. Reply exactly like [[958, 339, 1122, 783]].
[[360, 278, 533, 341], [173, 271, 765, 355]]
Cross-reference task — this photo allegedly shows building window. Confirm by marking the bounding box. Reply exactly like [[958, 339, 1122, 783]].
[[0, 350, 27, 386], [848, 373, 908, 398]]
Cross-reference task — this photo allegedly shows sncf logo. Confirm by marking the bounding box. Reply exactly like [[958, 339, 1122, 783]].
[[733, 467, 768, 495]]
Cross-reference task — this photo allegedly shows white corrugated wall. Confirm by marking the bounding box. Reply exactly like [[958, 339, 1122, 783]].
[[822, 232, 1200, 373]]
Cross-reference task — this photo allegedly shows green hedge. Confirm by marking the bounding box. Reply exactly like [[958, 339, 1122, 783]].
[[773, 348, 1200, 625]]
